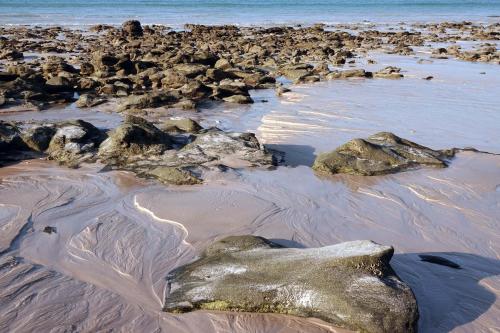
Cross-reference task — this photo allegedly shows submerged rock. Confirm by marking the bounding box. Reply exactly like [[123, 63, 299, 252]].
[[313, 132, 455, 176], [164, 235, 419, 333]]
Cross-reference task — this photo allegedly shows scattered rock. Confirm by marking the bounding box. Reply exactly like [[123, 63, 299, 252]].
[[373, 67, 403, 79], [164, 235, 419, 333], [162, 118, 202, 133], [276, 86, 291, 95], [75, 94, 106, 108], [43, 226, 57, 234], [222, 94, 254, 104], [313, 132, 455, 176]]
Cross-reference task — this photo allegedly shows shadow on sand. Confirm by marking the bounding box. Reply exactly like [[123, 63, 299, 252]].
[[393, 252, 500, 332], [267, 238, 499, 332]]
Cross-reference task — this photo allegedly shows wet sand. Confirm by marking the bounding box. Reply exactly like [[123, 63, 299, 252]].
[[1, 40, 500, 332]]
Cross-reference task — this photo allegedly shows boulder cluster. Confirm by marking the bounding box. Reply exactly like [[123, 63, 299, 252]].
[[0, 117, 278, 184], [1, 20, 497, 110]]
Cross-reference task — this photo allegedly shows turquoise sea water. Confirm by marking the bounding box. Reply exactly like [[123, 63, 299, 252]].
[[0, 0, 499, 27]]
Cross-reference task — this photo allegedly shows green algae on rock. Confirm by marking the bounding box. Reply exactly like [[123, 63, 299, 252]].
[[313, 132, 455, 176], [163, 235, 419, 333]]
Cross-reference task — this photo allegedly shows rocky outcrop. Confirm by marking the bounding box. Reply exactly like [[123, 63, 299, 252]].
[[1, 117, 278, 184], [313, 132, 455, 176], [97, 117, 277, 184], [164, 235, 419, 333]]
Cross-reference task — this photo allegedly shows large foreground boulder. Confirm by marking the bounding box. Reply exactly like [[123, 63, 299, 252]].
[[313, 132, 455, 176], [164, 236, 419, 333]]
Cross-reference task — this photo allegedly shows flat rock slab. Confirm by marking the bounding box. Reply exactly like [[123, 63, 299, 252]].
[[164, 236, 418, 333], [313, 132, 455, 176]]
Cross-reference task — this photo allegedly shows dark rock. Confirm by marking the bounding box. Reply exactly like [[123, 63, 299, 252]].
[[164, 235, 419, 333], [122, 20, 143, 38], [43, 226, 57, 234], [0, 50, 23, 61], [21, 125, 56, 152], [0, 121, 26, 151], [313, 132, 455, 176]]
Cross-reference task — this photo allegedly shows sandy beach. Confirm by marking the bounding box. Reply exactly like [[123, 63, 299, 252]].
[[1, 7, 500, 333]]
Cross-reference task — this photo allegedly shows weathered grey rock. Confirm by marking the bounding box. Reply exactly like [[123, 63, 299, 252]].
[[162, 128, 275, 168], [75, 94, 106, 108], [313, 132, 455, 176], [46, 120, 105, 167], [164, 235, 419, 333]]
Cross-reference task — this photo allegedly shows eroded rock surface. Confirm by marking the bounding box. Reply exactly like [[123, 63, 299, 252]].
[[313, 132, 455, 176], [164, 235, 419, 333]]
